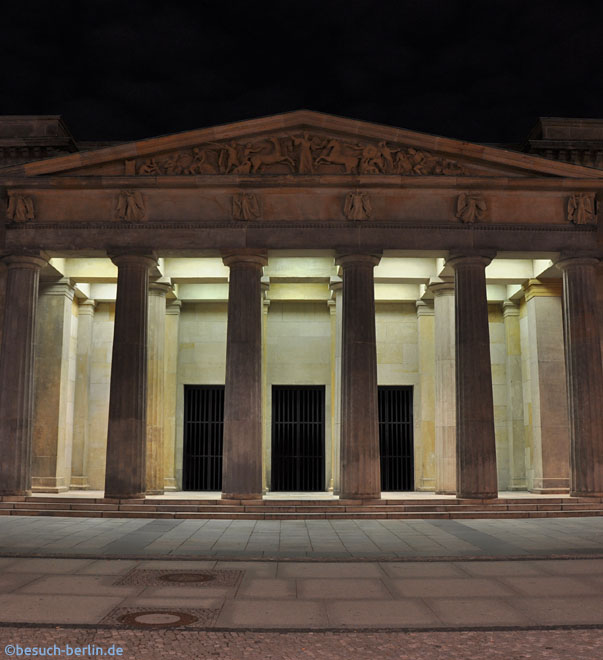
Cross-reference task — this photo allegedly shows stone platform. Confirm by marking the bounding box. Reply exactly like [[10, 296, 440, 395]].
[[1, 491, 603, 520]]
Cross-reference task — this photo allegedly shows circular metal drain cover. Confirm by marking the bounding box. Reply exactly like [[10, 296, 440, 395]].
[[119, 610, 198, 628], [159, 572, 215, 583]]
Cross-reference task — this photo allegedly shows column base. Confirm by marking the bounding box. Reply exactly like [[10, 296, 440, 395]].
[[31, 477, 68, 493], [339, 492, 382, 500], [529, 487, 570, 494], [570, 490, 603, 498], [146, 489, 164, 495], [69, 476, 89, 490], [222, 492, 262, 500], [104, 492, 146, 500], [0, 490, 31, 497], [163, 478, 177, 491], [457, 492, 498, 499], [435, 489, 456, 495]]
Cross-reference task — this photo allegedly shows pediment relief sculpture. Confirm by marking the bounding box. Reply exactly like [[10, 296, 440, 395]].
[[115, 190, 146, 222], [6, 193, 35, 222], [232, 193, 261, 221], [343, 191, 372, 220], [136, 132, 468, 176], [455, 192, 487, 223], [567, 192, 596, 225]]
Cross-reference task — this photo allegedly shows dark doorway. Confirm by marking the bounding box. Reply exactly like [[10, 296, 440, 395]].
[[183, 385, 224, 491], [378, 386, 414, 491], [271, 385, 325, 491]]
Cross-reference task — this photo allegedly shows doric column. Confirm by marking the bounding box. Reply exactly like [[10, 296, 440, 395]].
[[522, 281, 569, 492], [32, 278, 76, 492], [0, 263, 6, 353], [163, 299, 181, 491], [146, 281, 171, 494], [416, 300, 435, 491], [431, 278, 456, 494], [336, 252, 381, 500], [104, 253, 157, 499], [502, 301, 526, 491], [447, 253, 498, 499], [70, 299, 96, 489], [221, 251, 267, 500], [556, 256, 603, 496], [0, 252, 48, 495]]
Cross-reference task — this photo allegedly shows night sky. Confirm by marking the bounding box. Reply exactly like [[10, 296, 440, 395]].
[[2, 1, 602, 144]]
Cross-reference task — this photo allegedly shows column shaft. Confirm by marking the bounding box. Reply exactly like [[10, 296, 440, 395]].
[[557, 257, 603, 496], [71, 299, 96, 489], [0, 253, 48, 495], [221, 252, 267, 500], [448, 254, 498, 498], [163, 300, 181, 491], [337, 253, 381, 500], [104, 254, 156, 499], [416, 300, 435, 491]]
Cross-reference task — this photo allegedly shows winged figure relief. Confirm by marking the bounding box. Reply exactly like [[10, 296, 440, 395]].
[[567, 193, 596, 225], [6, 194, 35, 222], [343, 191, 372, 220], [455, 193, 487, 223], [116, 190, 146, 222]]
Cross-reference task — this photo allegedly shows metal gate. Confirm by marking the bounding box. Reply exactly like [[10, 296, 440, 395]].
[[378, 386, 414, 491], [271, 386, 325, 491], [183, 385, 224, 491]]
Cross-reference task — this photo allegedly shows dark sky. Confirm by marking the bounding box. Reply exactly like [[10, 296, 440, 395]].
[[2, 0, 602, 144]]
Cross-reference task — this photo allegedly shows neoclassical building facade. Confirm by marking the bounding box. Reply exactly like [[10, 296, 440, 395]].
[[0, 111, 601, 500]]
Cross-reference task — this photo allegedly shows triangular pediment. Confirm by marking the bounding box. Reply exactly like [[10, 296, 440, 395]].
[[2, 110, 603, 179]]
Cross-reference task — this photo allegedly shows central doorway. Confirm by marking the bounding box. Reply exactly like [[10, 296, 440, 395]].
[[271, 385, 325, 491], [378, 385, 414, 491], [183, 385, 224, 491]]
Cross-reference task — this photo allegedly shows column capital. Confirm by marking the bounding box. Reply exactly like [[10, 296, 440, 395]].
[[148, 281, 172, 297], [78, 299, 97, 316], [2, 251, 49, 270], [555, 255, 600, 271], [335, 252, 382, 268], [446, 250, 496, 270], [109, 252, 157, 269], [222, 250, 267, 268], [416, 300, 434, 316], [522, 278, 562, 301], [429, 276, 455, 297], [165, 299, 182, 315], [502, 300, 520, 317]]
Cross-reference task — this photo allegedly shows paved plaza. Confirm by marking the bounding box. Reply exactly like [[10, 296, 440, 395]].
[[0, 515, 601, 657]]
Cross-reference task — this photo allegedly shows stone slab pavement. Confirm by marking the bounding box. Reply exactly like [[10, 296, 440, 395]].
[[0, 515, 602, 560]]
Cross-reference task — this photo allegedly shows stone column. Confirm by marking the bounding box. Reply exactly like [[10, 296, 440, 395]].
[[70, 299, 96, 489], [163, 300, 181, 491], [0, 252, 48, 495], [502, 301, 526, 490], [221, 251, 267, 500], [146, 281, 171, 494], [522, 281, 569, 492], [336, 252, 381, 500], [0, 263, 6, 353], [597, 263, 603, 369], [556, 256, 603, 496], [32, 278, 76, 492], [261, 278, 270, 494], [431, 278, 456, 494], [104, 253, 157, 499], [416, 300, 435, 490], [329, 277, 342, 493], [447, 254, 498, 499]]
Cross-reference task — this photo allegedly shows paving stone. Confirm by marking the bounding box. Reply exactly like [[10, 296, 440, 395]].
[[392, 577, 515, 598], [17, 575, 144, 597], [426, 597, 533, 626], [454, 560, 548, 577], [499, 575, 601, 596], [513, 596, 603, 625], [216, 600, 327, 628], [4, 558, 95, 573], [326, 599, 438, 627], [380, 561, 468, 578], [0, 594, 123, 624], [297, 578, 392, 600], [75, 560, 140, 575], [236, 578, 297, 599], [277, 562, 384, 578]]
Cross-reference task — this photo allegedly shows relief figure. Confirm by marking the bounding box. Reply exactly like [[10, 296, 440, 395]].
[[567, 192, 596, 225], [6, 194, 35, 222]]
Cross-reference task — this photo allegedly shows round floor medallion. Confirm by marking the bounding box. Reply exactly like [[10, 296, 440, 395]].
[[119, 611, 198, 628], [159, 572, 215, 583]]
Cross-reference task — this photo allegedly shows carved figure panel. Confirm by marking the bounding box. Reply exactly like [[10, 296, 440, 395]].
[[567, 192, 596, 225], [115, 190, 146, 222], [343, 191, 372, 220], [232, 193, 261, 221], [455, 193, 487, 223], [136, 132, 468, 176], [6, 194, 35, 222]]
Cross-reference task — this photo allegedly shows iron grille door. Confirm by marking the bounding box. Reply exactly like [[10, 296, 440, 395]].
[[271, 386, 325, 491], [378, 386, 414, 491], [183, 385, 224, 491]]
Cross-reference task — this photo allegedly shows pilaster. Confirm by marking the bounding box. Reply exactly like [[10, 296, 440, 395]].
[[329, 278, 343, 494], [556, 256, 603, 496], [163, 299, 181, 491], [416, 300, 435, 491], [146, 281, 171, 494], [430, 278, 456, 494], [221, 250, 267, 500], [0, 252, 49, 495], [522, 280, 570, 492], [32, 278, 77, 492], [70, 299, 96, 490], [336, 252, 381, 500], [105, 253, 157, 499], [447, 253, 498, 499]]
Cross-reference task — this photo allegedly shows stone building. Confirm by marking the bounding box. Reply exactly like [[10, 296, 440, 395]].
[[0, 111, 601, 500]]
